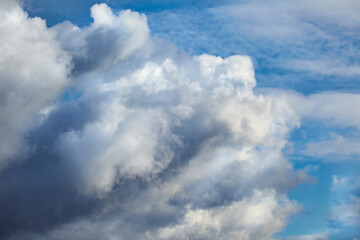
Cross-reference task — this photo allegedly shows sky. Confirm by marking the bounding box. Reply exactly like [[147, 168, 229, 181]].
[[0, 0, 359, 239]]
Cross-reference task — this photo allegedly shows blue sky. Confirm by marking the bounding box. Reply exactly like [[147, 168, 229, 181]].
[[0, 0, 359, 239]]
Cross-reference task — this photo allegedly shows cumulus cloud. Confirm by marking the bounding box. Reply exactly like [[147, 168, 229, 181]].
[[155, 190, 300, 240], [0, 0, 71, 170], [52, 3, 150, 74], [0, 2, 308, 239], [49, 48, 303, 197], [7, 190, 301, 240]]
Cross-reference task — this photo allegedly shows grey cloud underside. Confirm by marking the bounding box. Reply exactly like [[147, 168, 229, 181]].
[[0, 0, 70, 170], [0, 2, 311, 240]]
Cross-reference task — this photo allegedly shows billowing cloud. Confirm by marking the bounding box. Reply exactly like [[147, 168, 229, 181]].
[[0, 0, 71, 170], [154, 190, 299, 240], [52, 3, 150, 74], [0, 2, 309, 240]]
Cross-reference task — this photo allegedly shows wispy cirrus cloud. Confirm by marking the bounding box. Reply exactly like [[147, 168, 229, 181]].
[[147, 0, 360, 92]]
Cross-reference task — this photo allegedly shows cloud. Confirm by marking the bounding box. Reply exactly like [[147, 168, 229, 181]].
[[214, 0, 360, 41], [144, 0, 360, 94], [259, 89, 360, 164], [290, 59, 360, 77], [6, 190, 301, 240], [52, 3, 150, 74], [0, 2, 309, 239], [283, 229, 335, 240], [260, 89, 360, 130], [0, 0, 71, 170], [302, 133, 360, 160], [330, 175, 360, 227], [330, 195, 360, 227], [49, 48, 303, 197], [155, 189, 300, 240], [56, 107, 176, 195]]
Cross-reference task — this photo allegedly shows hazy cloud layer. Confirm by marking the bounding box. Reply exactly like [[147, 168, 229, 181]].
[[303, 134, 360, 160], [260, 89, 360, 163], [146, 0, 360, 93]]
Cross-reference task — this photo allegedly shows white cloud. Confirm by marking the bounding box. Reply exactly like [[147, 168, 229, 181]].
[[50, 48, 302, 195], [214, 0, 360, 42], [330, 175, 360, 227], [291, 59, 360, 77], [155, 190, 300, 240], [52, 3, 150, 74], [331, 175, 349, 191], [56, 106, 176, 195], [283, 229, 336, 240], [218, 0, 360, 81], [303, 133, 360, 160], [259, 89, 360, 162], [0, 0, 71, 170], [0, 2, 310, 239], [146, 0, 360, 91], [330, 196, 360, 226], [260, 89, 360, 130], [8, 190, 300, 240], [44, 3, 305, 237]]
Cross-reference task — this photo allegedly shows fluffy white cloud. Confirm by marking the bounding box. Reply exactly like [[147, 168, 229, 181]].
[[155, 190, 300, 240], [7, 190, 300, 240], [51, 48, 302, 195], [56, 106, 176, 195], [52, 3, 150, 74], [0, 2, 308, 239], [0, 0, 71, 169]]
